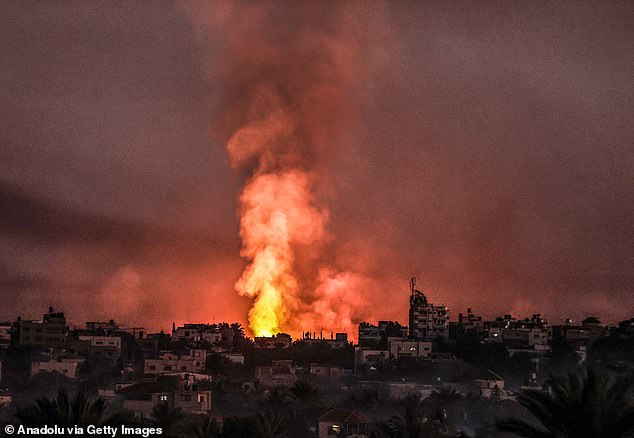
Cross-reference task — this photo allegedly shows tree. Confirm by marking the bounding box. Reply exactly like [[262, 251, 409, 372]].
[[204, 353, 234, 380], [496, 367, 634, 437], [149, 403, 185, 437], [15, 389, 106, 427], [231, 323, 246, 340], [290, 380, 318, 403], [255, 409, 286, 438], [190, 416, 221, 438]]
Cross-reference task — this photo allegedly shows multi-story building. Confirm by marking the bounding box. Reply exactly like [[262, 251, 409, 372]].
[[484, 314, 550, 356], [0, 323, 12, 349], [388, 338, 432, 360], [73, 335, 122, 361], [302, 332, 349, 349], [85, 320, 120, 333], [254, 333, 292, 349], [354, 347, 389, 373], [14, 307, 68, 349], [172, 324, 222, 345], [358, 323, 381, 347], [450, 308, 485, 339], [144, 349, 207, 375], [358, 321, 407, 348], [408, 278, 449, 340], [121, 381, 212, 416], [551, 316, 605, 348], [254, 360, 297, 387]]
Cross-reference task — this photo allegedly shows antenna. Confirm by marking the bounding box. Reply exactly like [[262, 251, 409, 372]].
[[410, 276, 417, 295]]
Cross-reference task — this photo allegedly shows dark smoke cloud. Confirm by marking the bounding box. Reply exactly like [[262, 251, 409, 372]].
[[0, 1, 632, 330]]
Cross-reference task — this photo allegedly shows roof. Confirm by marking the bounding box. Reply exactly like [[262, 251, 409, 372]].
[[116, 381, 163, 399], [582, 316, 601, 325], [318, 408, 370, 424]]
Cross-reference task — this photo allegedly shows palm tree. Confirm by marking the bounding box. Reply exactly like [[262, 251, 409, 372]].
[[231, 323, 246, 340], [15, 389, 106, 427], [191, 416, 221, 438], [204, 353, 233, 379], [372, 394, 425, 438], [255, 409, 286, 438], [496, 367, 634, 437], [290, 380, 318, 402], [149, 403, 185, 437]]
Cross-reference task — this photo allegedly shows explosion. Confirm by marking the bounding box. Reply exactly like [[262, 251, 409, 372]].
[[199, 3, 376, 337], [234, 171, 326, 336]]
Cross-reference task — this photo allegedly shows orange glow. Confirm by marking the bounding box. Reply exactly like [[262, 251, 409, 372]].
[[234, 171, 326, 336]]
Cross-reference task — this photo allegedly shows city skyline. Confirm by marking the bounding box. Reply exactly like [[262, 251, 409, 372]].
[[1, 2, 633, 338]]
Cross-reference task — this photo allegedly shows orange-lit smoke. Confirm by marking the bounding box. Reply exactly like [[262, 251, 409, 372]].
[[201, 3, 374, 337], [233, 171, 326, 336]]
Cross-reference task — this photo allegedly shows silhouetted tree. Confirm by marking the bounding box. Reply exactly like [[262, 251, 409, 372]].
[[204, 353, 234, 379], [15, 389, 106, 427], [149, 403, 184, 437], [497, 367, 634, 437], [255, 409, 286, 438], [190, 416, 221, 438], [231, 323, 246, 340], [290, 380, 318, 402]]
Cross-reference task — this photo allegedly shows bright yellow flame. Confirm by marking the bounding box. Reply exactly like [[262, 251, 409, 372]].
[[234, 171, 325, 337]]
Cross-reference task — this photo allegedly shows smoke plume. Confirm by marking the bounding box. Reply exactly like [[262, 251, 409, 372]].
[[201, 3, 374, 337]]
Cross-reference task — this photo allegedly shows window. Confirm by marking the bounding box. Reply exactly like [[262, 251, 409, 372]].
[[181, 395, 191, 401], [328, 424, 341, 436], [159, 395, 168, 401]]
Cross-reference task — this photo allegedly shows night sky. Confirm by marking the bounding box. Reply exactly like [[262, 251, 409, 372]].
[[1, 2, 632, 334]]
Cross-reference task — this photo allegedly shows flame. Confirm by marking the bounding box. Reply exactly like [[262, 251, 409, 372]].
[[234, 171, 326, 336], [199, 3, 377, 337]]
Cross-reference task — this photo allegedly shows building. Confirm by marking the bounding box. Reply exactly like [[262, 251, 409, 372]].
[[309, 364, 348, 380], [74, 335, 122, 361], [302, 332, 349, 349], [254, 333, 292, 349], [552, 316, 605, 348], [358, 321, 407, 348], [318, 408, 371, 438], [450, 308, 485, 339], [254, 360, 297, 387], [85, 320, 120, 333], [31, 357, 84, 379], [388, 338, 432, 360], [358, 323, 381, 347], [120, 382, 212, 416], [354, 347, 389, 373], [0, 323, 11, 349], [172, 324, 222, 345], [14, 307, 68, 349], [474, 370, 509, 399], [222, 353, 245, 365], [408, 277, 449, 341], [144, 349, 207, 375]]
